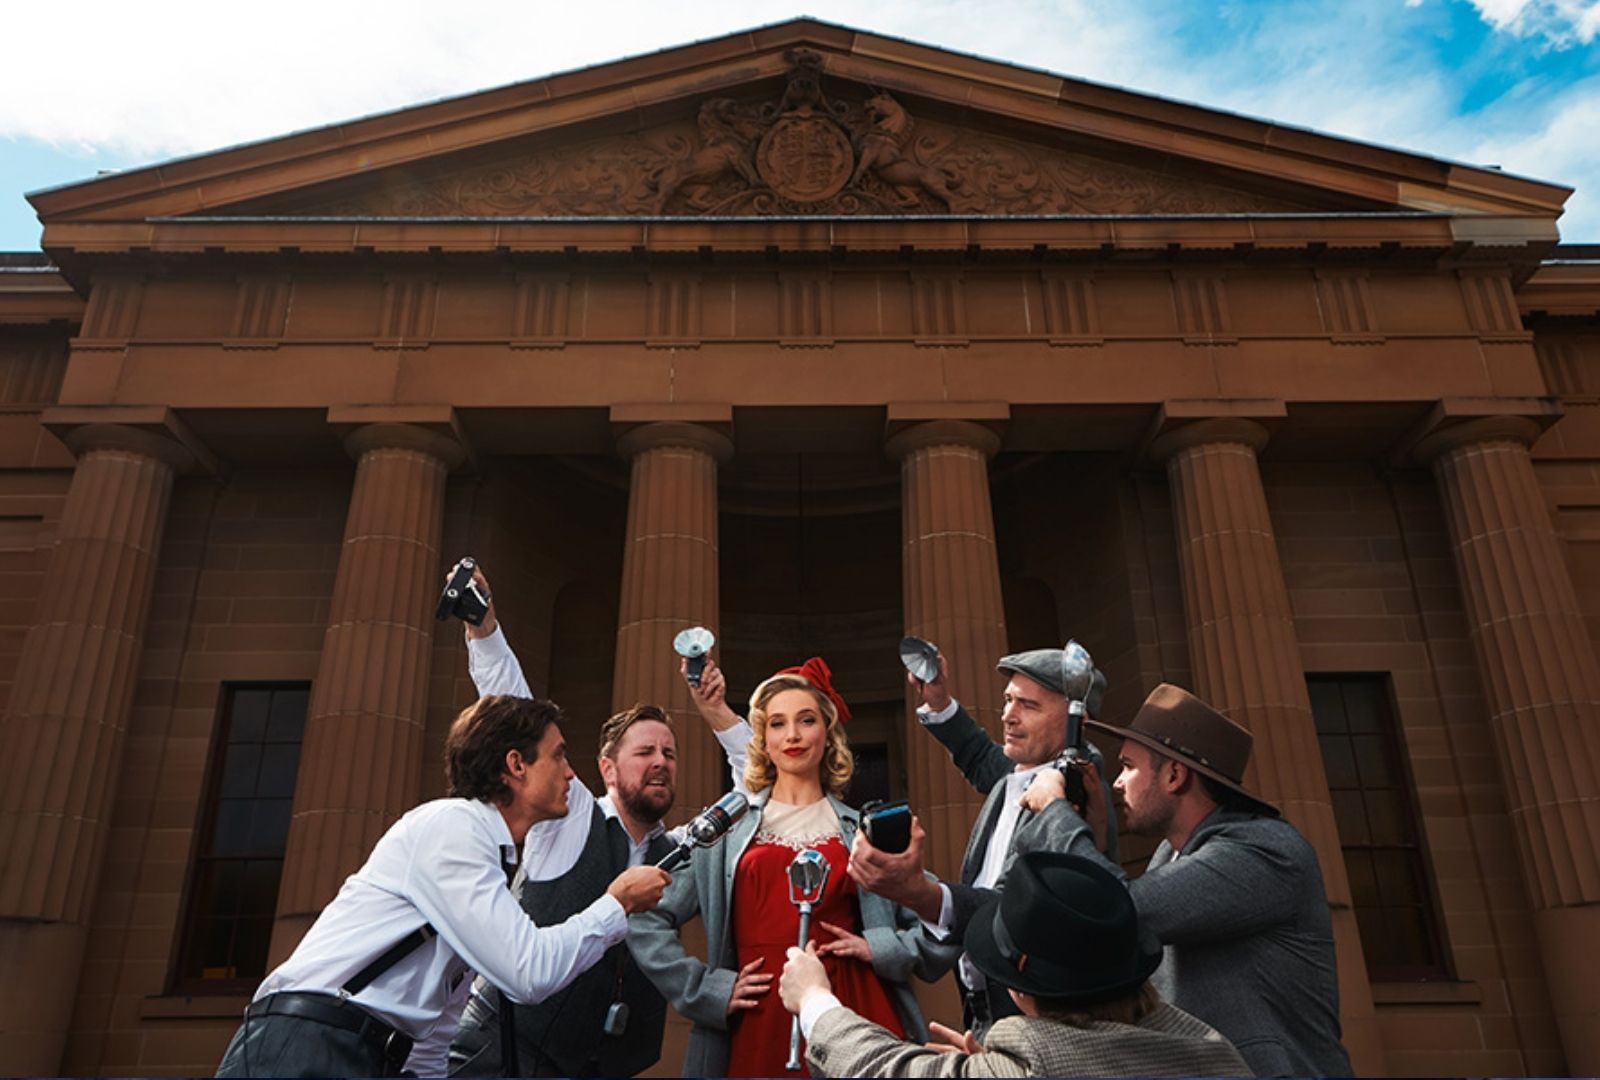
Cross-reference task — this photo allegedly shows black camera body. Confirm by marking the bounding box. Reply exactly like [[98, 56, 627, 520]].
[[861, 799, 912, 854], [435, 558, 490, 626]]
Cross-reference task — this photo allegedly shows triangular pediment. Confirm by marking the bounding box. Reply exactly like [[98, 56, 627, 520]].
[[29, 20, 1570, 234], [236, 64, 1335, 219], [272, 96, 1328, 218]]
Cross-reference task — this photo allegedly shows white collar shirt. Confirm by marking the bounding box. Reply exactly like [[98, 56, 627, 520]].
[[960, 762, 1046, 990], [254, 797, 627, 1042]]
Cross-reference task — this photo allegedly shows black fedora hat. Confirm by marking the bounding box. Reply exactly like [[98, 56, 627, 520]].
[[964, 851, 1162, 1003]]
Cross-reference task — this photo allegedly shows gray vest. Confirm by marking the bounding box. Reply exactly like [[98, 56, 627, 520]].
[[449, 805, 670, 1077]]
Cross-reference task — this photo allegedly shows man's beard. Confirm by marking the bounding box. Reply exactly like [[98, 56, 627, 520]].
[[1122, 796, 1173, 838], [617, 774, 674, 825]]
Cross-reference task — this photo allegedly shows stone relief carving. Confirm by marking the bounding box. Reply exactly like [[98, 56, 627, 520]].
[[309, 49, 1308, 218]]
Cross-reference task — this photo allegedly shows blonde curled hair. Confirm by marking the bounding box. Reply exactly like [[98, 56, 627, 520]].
[[743, 673, 854, 798]]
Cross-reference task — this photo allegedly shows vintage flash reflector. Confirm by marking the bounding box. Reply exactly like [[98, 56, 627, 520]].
[[898, 636, 941, 684], [673, 626, 716, 687]]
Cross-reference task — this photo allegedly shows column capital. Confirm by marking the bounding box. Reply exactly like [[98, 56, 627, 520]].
[[41, 405, 218, 475], [1147, 417, 1271, 462], [885, 419, 1003, 461], [1142, 399, 1284, 464], [328, 405, 471, 469], [1393, 398, 1560, 467], [615, 421, 734, 463]]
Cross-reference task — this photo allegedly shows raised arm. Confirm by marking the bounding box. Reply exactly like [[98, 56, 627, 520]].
[[681, 654, 753, 796], [910, 653, 1011, 796]]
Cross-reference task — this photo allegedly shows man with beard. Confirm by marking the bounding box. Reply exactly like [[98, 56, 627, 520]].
[[1017, 683, 1353, 1077], [445, 566, 749, 1077]]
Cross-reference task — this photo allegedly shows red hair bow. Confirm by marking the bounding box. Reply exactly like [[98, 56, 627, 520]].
[[777, 656, 852, 725]]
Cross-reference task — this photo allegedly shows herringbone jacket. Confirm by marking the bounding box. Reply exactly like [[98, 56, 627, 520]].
[[805, 1000, 1251, 1077]]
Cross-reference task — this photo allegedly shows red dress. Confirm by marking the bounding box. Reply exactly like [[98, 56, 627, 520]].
[[725, 810, 906, 1078]]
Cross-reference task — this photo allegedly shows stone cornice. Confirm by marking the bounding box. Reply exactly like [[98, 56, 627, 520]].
[[37, 213, 1559, 267]]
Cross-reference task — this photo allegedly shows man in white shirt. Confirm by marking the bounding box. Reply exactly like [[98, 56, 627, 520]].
[[445, 564, 750, 1076], [214, 694, 670, 1078], [844, 647, 1116, 1037]]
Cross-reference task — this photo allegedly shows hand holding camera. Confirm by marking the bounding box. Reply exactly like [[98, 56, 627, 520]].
[[437, 557, 496, 638]]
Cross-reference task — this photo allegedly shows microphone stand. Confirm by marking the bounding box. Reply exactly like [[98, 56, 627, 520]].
[[784, 849, 830, 1071]]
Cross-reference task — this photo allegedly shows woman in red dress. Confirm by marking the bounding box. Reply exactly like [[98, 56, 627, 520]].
[[629, 658, 931, 1078]]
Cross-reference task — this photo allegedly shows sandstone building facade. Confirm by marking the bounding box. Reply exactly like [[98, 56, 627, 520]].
[[1, 20, 1598, 1076]]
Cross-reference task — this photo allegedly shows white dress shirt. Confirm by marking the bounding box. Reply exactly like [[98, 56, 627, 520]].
[[916, 697, 1043, 992], [255, 797, 628, 1046]]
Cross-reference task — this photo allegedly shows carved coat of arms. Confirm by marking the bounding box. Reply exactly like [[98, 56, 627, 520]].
[[313, 49, 1304, 218]]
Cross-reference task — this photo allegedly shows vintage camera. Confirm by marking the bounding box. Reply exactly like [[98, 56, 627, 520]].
[[861, 799, 912, 854], [435, 558, 490, 626]]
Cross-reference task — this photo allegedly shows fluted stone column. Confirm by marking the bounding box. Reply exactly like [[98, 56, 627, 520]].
[[1153, 418, 1384, 1076], [0, 421, 199, 1074], [612, 422, 732, 820], [887, 420, 1009, 880], [271, 422, 464, 959], [1419, 416, 1600, 1075]]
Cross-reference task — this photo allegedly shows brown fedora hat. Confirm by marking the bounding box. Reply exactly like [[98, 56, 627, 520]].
[[1086, 684, 1278, 817]]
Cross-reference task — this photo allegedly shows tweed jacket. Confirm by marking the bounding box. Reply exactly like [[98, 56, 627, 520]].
[[923, 703, 1118, 940], [805, 1000, 1251, 1078], [1018, 802, 1352, 1077], [626, 792, 934, 1078]]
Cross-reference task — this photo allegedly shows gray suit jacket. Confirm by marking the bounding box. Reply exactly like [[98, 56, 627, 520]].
[[626, 793, 934, 1078], [805, 1000, 1251, 1078], [1017, 802, 1353, 1078], [923, 703, 1118, 940]]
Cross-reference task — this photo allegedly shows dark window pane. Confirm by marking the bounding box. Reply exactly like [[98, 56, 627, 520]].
[[257, 743, 301, 799], [1308, 680, 1347, 733], [1354, 906, 1392, 966], [250, 799, 293, 854], [1386, 905, 1433, 966], [240, 860, 283, 917], [1352, 734, 1395, 788], [1372, 848, 1423, 906], [219, 744, 261, 799], [1319, 734, 1358, 789], [1310, 673, 1447, 978], [1343, 849, 1381, 908], [1342, 682, 1385, 733], [267, 690, 309, 743], [1332, 789, 1369, 845], [211, 799, 252, 856], [1364, 789, 1410, 846], [178, 682, 312, 989], [198, 918, 237, 977], [230, 691, 271, 743], [233, 917, 273, 977]]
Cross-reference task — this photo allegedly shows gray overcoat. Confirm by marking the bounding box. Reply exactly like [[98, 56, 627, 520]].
[[1019, 800, 1353, 1077]]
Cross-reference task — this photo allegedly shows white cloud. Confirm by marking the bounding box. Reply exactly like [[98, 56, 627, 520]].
[[1466, 0, 1600, 43]]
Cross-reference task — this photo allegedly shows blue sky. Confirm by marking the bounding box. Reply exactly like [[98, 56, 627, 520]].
[[2, 0, 1597, 250]]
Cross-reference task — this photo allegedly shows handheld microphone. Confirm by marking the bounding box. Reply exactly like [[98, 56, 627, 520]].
[[655, 791, 749, 872]]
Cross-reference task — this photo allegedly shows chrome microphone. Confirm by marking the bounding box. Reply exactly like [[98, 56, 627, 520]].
[[655, 791, 749, 872], [784, 848, 830, 1071]]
